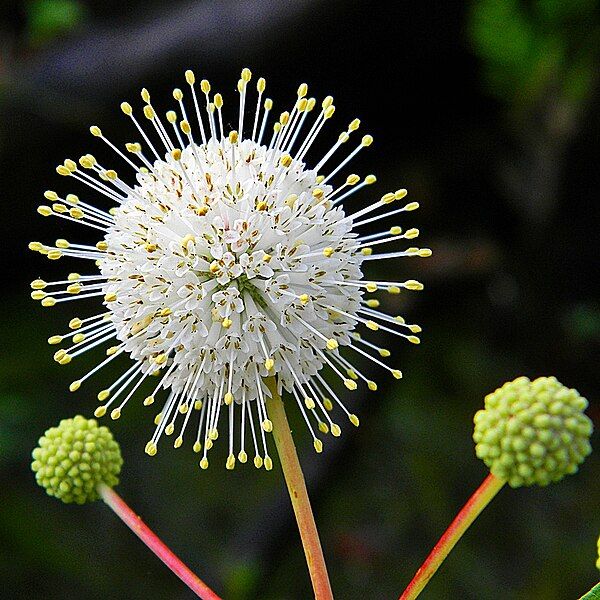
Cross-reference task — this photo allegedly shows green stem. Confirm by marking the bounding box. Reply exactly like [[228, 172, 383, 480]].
[[98, 484, 222, 600], [265, 377, 334, 600], [399, 473, 506, 600]]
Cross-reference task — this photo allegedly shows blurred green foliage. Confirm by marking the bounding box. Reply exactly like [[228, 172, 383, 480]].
[[26, 0, 86, 46], [468, 0, 599, 108]]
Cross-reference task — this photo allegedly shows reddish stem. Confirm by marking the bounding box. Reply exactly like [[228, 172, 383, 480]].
[[99, 484, 222, 600], [399, 473, 505, 600]]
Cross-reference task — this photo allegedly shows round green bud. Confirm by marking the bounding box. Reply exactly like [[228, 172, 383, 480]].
[[473, 376, 592, 488], [32, 415, 122, 504]]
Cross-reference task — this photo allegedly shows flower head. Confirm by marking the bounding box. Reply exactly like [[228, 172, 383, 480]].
[[473, 376, 593, 487], [30, 68, 427, 469], [32, 415, 122, 504]]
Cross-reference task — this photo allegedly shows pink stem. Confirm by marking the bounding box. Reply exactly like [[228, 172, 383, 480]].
[[98, 484, 222, 600]]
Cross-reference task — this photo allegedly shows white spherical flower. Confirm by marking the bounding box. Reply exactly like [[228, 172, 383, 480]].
[[30, 68, 428, 469]]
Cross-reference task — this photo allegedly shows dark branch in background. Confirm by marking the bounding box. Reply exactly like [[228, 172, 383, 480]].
[[6, 0, 324, 122]]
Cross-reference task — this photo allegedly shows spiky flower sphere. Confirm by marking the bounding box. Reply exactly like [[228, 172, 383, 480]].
[[32, 415, 122, 504], [30, 67, 428, 469], [473, 376, 592, 488]]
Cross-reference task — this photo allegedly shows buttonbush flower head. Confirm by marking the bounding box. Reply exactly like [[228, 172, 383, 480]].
[[31, 415, 122, 504], [473, 376, 593, 488], [30, 68, 428, 469]]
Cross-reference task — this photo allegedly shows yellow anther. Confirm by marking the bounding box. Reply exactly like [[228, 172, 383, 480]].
[[173, 436, 183, 449], [239, 66, 252, 82], [44, 190, 58, 201], [200, 79, 210, 94], [65, 194, 79, 205], [224, 392, 233, 405], [165, 423, 175, 436], [280, 154, 292, 168], [29, 241, 43, 252], [262, 419, 273, 433], [104, 292, 117, 302], [199, 457, 209, 469], [31, 290, 46, 300], [264, 456, 273, 471], [89, 126, 102, 138], [224, 454, 236, 470], [229, 130, 239, 143], [97, 390, 110, 401], [145, 441, 158, 456], [171, 148, 182, 161], [166, 110, 177, 123], [338, 131, 349, 143], [418, 248, 432, 257], [279, 111, 290, 125], [322, 96, 334, 109], [53, 203, 67, 214], [390, 226, 402, 236], [297, 82, 308, 98], [37, 205, 52, 217], [67, 379, 82, 393], [404, 228, 419, 239], [208, 428, 219, 441], [392, 369, 403, 379], [324, 105, 336, 119], [109, 408, 121, 420], [106, 346, 119, 356], [312, 188, 324, 200], [154, 413, 163, 426], [387, 286, 401, 294], [318, 422, 329, 434], [69, 318, 82, 329], [313, 439, 323, 453], [407, 335, 421, 344], [257, 77, 266, 93], [31, 279, 47, 290], [366, 299, 380, 308], [347, 369, 358, 380], [361, 134, 373, 146], [322, 247, 334, 258], [140, 88, 150, 103], [178, 120, 191, 136], [143, 105, 155, 120], [306, 97, 316, 111], [185, 69, 195, 84], [367, 381, 378, 391], [125, 142, 140, 153], [263, 253, 272, 263], [67, 273, 80, 281], [193, 441, 202, 453], [331, 424, 341, 437], [214, 93, 223, 109], [173, 88, 183, 101], [120, 101, 133, 115], [54, 239, 69, 250], [41, 297, 56, 307], [365, 283, 377, 293], [298, 98, 308, 111], [48, 335, 62, 345], [265, 358, 275, 371], [361, 248, 372, 256], [395, 189, 408, 200], [344, 379, 357, 391], [64, 159, 77, 172], [143, 395, 154, 406], [95, 241, 108, 251], [53, 349, 66, 361], [256, 200, 268, 211], [404, 280, 424, 291], [299, 294, 310, 305], [222, 318, 232, 329], [381, 192, 396, 204], [349, 414, 360, 427], [154, 353, 167, 365], [56, 165, 70, 176], [304, 397, 316, 410], [209, 262, 220, 273], [72, 333, 85, 344], [264, 98, 273, 110], [348, 118, 360, 131], [408, 324, 422, 333], [323, 398, 333, 411], [70, 208, 84, 219], [94, 406, 107, 418], [346, 174, 360, 185]]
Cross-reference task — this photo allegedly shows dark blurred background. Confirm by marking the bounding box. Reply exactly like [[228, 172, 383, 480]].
[[1, 1, 598, 598]]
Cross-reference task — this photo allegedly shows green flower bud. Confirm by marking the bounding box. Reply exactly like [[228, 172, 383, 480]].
[[473, 377, 592, 488], [32, 415, 122, 504]]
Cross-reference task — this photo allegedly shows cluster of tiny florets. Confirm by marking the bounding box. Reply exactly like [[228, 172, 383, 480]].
[[31, 415, 122, 504], [473, 376, 592, 488]]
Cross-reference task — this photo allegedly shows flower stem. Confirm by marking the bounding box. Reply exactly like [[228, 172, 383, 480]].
[[98, 483, 222, 600], [265, 377, 334, 600], [399, 473, 505, 600]]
